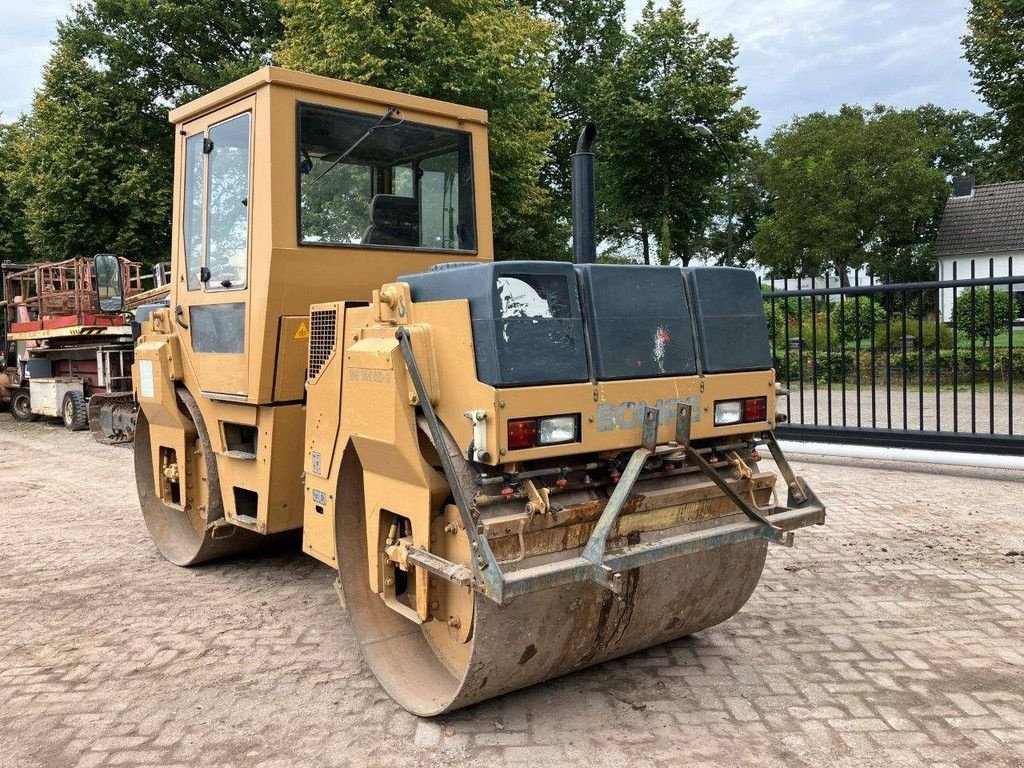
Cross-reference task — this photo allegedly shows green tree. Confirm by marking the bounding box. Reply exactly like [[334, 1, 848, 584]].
[[954, 287, 1012, 341], [833, 296, 887, 346], [529, 0, 626, 198], [18, 47, 159, 262], [696, 143, 770, 267], [0, 120, 31, 262], [913, 104, 995, 180], [964, 0, 1024, 179], [596, 0, 758, 265], [65, 0, 283, 107], [278, 0, 558, 261], [17, 0, 282, 264], [754, 105, 949, 283]]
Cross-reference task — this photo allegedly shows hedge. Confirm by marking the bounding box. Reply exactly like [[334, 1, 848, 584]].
[[772, 348, 1024, 386]]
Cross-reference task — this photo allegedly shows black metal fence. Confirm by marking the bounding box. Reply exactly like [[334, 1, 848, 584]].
[[762, 260, 1024, 454]]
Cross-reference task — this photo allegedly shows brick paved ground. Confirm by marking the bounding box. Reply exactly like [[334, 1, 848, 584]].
[[1, 413, 1022, 768]]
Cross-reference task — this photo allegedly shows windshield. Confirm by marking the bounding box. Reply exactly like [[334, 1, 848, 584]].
[[298, 104, 476, 252]]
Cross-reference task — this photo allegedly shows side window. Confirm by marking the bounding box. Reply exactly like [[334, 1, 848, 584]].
[[393, 165, 414, 197], [183, 134, 204, 291], [297, 104, 476, 251], [190, 303, 246, 354], [301, 160, 372, 244], [206, 113, 251, 290], [420, 151, 460, 250]]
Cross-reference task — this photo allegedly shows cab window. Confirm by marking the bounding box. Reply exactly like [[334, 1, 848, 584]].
[[206, 114, 251, 289], [183, 134, 204, 291], [298, 104, 476, 252], [180, 112, 251, 291]]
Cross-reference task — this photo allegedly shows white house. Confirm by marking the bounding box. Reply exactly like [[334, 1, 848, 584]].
[[934, 176, 1024, 323]]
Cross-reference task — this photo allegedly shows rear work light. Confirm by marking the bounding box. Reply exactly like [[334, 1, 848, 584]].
[[714, 396, 768, 426], [507, 414, 580, 450]]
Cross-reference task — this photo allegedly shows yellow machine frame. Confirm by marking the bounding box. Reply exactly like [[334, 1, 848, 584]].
[[132, 66, 824, 717], [135, 67, 493, 535]]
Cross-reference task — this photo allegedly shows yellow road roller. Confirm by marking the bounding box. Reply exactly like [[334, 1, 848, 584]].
[[132, 67, 825, 716]]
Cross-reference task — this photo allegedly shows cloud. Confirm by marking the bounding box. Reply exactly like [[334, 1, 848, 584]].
[[625, 0, 984, 136], [0, 0, 73, 120], [0, 0, 986, 133]]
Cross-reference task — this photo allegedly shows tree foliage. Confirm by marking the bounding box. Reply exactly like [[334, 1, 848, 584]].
[[529, 0, 626, 195], [596, 0, 757, 265], [754, 105, 949, 283], [12, 0, 281, 264], [833, 296, 887, 346], [17, 47, 163, 262], [508, 0, 630, 261], [913, 104, 995, 180], [6, 0, 998, 281], [954, 287, 1012, 341], [278, 0, 558, 261], [964, 0, 1024, 180], [696, 143, 770, 267], [0, 121, 31, 262]]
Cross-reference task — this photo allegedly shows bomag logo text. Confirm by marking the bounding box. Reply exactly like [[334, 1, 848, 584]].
[[595, 396, 702, 432], [349, 367, 393, 384]]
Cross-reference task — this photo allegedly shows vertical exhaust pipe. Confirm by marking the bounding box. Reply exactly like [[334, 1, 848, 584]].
[[571, 123, 597, 264]]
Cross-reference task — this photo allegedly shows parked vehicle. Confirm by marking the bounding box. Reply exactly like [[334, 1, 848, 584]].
[[1, 255, 168, 442]]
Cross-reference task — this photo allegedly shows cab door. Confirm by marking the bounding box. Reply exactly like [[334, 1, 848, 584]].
[[177, 97, 254, 398]]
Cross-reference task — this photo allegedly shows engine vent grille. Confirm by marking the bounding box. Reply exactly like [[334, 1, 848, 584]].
[[308, 308, 337, 380]]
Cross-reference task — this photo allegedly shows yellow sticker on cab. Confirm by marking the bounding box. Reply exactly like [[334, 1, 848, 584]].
[[293, 321, 310, 340]]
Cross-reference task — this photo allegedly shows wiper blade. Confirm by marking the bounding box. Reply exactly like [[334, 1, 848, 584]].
[[306, 107, 403, 188]]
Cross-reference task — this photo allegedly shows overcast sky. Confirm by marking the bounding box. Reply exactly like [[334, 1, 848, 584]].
[[641, 0, 986, 135], [0, 0, 985, 134]]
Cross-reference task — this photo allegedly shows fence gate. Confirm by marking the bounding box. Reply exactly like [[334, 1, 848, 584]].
[[763, 262, 1024, 455]]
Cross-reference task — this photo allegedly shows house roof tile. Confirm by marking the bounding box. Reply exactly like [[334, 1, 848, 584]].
[[934, 181, 1024, 258]]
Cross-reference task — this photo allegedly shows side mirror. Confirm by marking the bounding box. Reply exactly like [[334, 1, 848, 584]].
[[93, 253, 125, 313]]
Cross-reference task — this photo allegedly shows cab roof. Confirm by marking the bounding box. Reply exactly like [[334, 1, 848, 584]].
[[168, 66, 489, 127]]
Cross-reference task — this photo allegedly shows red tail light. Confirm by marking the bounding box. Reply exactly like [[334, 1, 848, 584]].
[[715, 396, 769, 426], [742, 396, 767, 423], [507, 419, 538, 450]]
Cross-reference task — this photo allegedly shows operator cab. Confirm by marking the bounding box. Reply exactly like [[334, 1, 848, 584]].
[[145, 67, 492, 534], [167, 67, 492, 403]]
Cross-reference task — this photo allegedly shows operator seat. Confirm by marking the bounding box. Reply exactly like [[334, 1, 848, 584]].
[[362, 194, 419, 247]]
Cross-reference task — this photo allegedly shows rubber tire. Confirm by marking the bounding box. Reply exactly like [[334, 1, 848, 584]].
[[62, 391, 89, 431], [11, 388, 39, 422]]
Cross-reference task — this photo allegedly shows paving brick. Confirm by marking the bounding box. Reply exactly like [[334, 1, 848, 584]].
[[1, 416, 1023, 767]]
